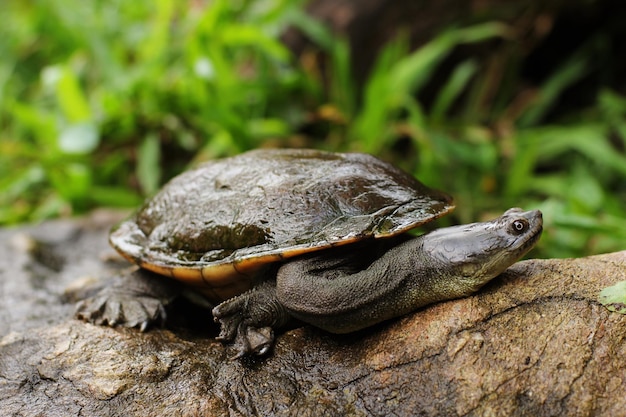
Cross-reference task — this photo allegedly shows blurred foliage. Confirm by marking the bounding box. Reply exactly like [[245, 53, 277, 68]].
[[1, 0, 311, 218], [1, 0, 625, 260]]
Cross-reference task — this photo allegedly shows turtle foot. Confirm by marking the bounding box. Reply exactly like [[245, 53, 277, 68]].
[[212, 280, 290, 358], [75, 289, 167, 331], [72, 268, 180, 331], [216, 322, 275, 359]]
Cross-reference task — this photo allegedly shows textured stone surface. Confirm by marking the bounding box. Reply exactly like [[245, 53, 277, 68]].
[[1, 212, 625, 416]]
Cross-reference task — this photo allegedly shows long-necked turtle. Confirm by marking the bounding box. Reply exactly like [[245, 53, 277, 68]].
[[75, 148, 542, 357]]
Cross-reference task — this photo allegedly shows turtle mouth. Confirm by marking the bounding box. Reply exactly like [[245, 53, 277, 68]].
[[519, 224, 542, 252]]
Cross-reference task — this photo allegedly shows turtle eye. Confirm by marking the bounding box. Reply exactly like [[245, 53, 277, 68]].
[[510, 219, 528, 234]]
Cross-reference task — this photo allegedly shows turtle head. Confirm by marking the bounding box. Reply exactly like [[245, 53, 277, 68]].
[[420, 208, 543, 295]]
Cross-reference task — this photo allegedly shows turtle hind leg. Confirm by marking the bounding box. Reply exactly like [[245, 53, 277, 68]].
[[72, 267, 182, 331], [212, 279, 295, 359]]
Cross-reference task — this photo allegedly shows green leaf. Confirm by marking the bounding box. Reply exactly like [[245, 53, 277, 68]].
[[329, 39, 355, 117], [352, 22, 507, 152], [53, 66, 92, 123], [518, 37, 600, 128], [599, 281, 626, 314], [518, 124, 626, 176], [248, 118, 290, 139], [137, 134, 161, 196], [0, 165, 45, 203], [286, 9, 336, 50], [220, 25, 290, 62], [598, 89, 626, 146], [569, 166, 604, 212], [7, 100, 57, 145], [431, 59, 479, 122], [138, 0, 176, 63], [89, 186, 142, 207], [57, 122, 100, 154], [48, 163, 92, 203]]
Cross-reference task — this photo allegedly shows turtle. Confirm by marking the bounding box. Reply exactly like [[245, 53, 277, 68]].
[[75, 148, 543, 358]]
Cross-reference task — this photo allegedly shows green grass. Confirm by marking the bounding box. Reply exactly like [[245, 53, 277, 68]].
[[1, 0, 625, 259]]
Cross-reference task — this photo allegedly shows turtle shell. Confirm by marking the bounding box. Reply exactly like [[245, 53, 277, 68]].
[[110, 149, 454, 301]]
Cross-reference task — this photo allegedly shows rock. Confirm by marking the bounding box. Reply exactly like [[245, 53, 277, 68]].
[[1, 212, 625, 416]]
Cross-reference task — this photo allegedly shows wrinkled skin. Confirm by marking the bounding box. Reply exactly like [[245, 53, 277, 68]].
[[76, 208, 542, 358]]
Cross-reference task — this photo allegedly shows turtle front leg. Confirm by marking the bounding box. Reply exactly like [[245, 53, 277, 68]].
[[212, 280, 295, 358], [72, 267, 182, 331]]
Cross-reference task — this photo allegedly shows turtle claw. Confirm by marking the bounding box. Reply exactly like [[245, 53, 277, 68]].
[[226, 326, 274, 360], [245, 326, 274, 356], [139, 320, 150, 333], [214, 311, 239, 343]]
